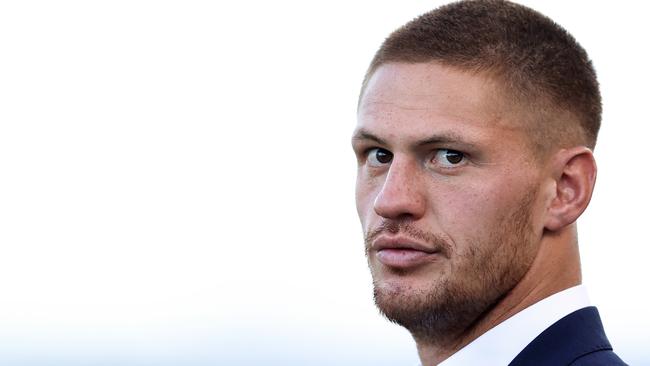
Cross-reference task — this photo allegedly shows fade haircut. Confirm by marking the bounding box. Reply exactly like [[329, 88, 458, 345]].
[[360, 0, 601, 153]]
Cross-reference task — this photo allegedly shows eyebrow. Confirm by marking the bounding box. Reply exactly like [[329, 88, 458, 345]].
[[352, 128, 477, 149], [351, 129, 387, 145]]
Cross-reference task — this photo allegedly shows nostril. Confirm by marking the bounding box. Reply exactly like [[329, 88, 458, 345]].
[[373, 184, 426, 220]]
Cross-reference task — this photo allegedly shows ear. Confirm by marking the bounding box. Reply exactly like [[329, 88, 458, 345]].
[[544, 147, 597, 231]]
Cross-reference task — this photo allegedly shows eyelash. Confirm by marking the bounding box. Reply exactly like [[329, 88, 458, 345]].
[[365, 147, 392, 166], [430, 149, 467, 168], [363, 147, 468, 170]]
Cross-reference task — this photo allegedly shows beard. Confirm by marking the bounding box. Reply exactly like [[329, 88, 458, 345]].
[[367, 189, 538, 345]]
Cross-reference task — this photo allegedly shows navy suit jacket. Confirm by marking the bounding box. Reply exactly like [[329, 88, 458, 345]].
[[509, 306, 627, 365]]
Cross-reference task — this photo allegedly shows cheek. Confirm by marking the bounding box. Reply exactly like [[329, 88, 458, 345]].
[[435, 177, 532, 245], [355, 171, 380, 223]]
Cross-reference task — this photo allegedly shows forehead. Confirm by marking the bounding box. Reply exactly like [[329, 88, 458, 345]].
[[357, 62, 525, 144]]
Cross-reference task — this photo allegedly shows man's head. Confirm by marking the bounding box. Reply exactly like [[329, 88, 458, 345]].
[[360, 0, 601, 157], [352, 0, 599, 346]]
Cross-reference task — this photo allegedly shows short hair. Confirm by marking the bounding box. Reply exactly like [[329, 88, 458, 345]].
[[360, 0, 601, 152]]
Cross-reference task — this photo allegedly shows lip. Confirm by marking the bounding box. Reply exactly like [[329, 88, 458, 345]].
[[372, 236, 442, 269]]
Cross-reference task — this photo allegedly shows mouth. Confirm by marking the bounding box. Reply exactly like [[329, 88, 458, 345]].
[[372, 236, 443, 270]]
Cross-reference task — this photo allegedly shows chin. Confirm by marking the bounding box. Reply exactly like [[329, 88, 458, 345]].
[[373, 266, 444, 298]]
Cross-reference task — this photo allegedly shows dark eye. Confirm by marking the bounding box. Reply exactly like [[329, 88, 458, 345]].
[[434, 149, 465, 167], [367, 148, 393, 166]]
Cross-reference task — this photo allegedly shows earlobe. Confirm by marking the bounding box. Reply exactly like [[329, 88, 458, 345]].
[[544, 147, 597, 231]]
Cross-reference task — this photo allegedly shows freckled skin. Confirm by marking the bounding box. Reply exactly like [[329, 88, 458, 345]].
[[355, 62, 546, 300], [353, 62, 587, 364]]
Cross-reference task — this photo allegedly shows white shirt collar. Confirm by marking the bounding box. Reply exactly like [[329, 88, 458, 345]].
[[429, 284, 591, 366]]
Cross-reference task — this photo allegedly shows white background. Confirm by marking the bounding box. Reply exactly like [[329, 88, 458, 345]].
[[0, 1, 647, 365]]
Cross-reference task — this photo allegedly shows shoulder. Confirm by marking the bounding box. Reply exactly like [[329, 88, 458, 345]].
[[509, 307, 627, 366], [570, 349, 627, 365]]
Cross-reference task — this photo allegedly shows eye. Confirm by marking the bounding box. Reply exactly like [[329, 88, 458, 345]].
[[432, 149, 466, 167], [367, 147, 393, 166]]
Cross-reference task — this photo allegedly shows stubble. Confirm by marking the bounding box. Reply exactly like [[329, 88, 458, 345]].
[[367, 189, 538, 346]]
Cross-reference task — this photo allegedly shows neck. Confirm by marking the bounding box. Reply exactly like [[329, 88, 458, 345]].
[[415, 226, 582, 366]]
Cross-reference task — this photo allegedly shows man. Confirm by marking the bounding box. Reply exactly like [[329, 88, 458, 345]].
[[351, 1, 627, 365]]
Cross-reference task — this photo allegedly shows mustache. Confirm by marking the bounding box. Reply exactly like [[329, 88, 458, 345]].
[[364, 220, 453, 256]]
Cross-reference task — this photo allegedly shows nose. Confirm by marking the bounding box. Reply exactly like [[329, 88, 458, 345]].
[[373, 158, 427, 221]]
